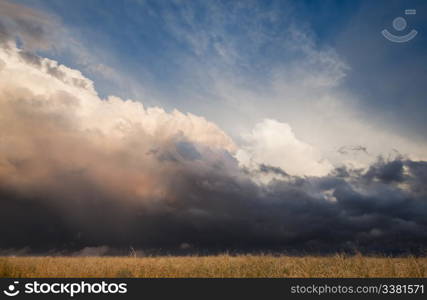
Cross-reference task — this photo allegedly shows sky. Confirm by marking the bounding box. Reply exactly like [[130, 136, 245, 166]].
[[0, 0, 427, 254]]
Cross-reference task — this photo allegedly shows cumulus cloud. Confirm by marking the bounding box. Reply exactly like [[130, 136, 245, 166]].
[[0, 43, 427, 255], [0, 44, 235, 201], [236, 119, 333, 179]]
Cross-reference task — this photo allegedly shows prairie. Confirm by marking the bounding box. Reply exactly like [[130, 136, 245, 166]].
[[0, 255, 426, 278]]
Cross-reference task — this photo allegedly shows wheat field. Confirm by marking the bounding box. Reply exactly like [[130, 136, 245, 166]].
[[0, 255, 426, 278]]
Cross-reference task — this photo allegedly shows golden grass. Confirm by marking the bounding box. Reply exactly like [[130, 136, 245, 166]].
[[0, 254, 426, 278]]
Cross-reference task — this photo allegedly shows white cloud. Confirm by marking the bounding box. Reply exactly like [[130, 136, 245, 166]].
[[236, 119, 333, 178], [0, 45, 234, 150], [0, 45, 236, 204]]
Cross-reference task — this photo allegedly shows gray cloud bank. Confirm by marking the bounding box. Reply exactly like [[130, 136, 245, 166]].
[[1, 151, 427, 255]]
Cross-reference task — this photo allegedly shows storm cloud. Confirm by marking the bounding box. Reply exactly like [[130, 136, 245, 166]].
[[0, 44, 426, 255]]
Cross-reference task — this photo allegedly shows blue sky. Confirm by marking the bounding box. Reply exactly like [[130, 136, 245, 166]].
[[12, 0, 427, 148]]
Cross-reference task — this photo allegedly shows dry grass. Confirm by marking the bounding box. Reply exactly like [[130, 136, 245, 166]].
[[0, 254, 426, 278]]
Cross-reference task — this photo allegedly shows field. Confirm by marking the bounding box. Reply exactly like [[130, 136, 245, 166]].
[[1, 255, 426, 278]]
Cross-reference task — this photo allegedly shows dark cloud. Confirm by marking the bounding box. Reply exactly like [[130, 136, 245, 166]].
[[364, 158, 405, 183], [258, 163, 289, 177], [0, 0, 54, 50], [1, 152, 426, 255], [338, 145, 368, 155], [18, 50, 42, 67], [15, 50, 94, 91], [175, 140, 202, 161], [0, 21, 8, 44]]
